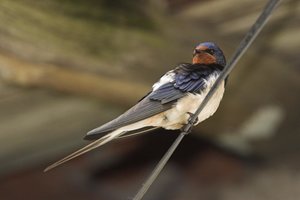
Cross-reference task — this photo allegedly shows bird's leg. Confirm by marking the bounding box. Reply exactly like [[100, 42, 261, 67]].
[[181, 112, 198, 133]]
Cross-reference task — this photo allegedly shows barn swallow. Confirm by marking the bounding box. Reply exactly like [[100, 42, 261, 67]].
[[44, 42, 226, 172]]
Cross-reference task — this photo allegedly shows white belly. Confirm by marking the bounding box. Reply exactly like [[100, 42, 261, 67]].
[[161, 81, 225, 129]]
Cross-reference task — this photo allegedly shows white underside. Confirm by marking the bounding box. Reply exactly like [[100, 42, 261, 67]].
[[116, 74, 225, 133]]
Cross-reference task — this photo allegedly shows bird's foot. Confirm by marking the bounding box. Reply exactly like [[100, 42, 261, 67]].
[[187, 112, 198, 125], [180, 112, 198, 134]]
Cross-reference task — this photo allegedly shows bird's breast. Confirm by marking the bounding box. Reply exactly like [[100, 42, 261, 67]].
[[162, 80, 225, 129]]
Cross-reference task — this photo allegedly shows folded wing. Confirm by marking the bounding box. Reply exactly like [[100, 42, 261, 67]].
[[85, 63, 222, 140]]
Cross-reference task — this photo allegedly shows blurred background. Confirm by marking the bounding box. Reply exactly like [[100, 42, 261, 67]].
[[0, 0, 299, 199]]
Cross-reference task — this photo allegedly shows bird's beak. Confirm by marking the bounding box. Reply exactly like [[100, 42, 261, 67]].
[[193, 49, 205, 56]]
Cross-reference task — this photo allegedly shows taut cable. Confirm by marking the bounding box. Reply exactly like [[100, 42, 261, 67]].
[[133, 0, 281, 199]]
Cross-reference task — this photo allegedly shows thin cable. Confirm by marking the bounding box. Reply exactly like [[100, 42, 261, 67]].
[[132, 0, 281, 199], [133, 133, 185, 200]]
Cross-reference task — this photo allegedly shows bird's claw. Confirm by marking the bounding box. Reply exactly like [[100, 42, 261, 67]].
[[181, 112, 199, 133], [181, 112, 198, 134], [187, 112, 198, 125]]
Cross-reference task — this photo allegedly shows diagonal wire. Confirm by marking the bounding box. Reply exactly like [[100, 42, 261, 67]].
[[132, 0, 281, 199]]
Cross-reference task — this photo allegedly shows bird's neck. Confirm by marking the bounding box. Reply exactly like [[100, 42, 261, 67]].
[[175, 63, 224, 73]]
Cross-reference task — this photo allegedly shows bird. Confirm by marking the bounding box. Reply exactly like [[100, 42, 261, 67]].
[[44, 42, 227, 172]]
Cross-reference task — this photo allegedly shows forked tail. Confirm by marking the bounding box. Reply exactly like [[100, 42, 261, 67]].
[[44, 129, 124, 172]]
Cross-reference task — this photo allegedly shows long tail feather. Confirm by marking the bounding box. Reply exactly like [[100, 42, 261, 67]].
[[44, 130, 124, 172], [117, 127, 159, 139]]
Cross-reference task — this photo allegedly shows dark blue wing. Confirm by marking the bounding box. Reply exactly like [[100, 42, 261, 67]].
[[149, 63, 220, 104], [148, 82, 186, 104], [84, 96, 173, 140]]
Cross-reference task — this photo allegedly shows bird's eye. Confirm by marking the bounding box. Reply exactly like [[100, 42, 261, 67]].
[[206, 49, 215, 55]]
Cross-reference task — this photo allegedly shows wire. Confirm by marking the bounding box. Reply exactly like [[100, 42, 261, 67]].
[[132, 0, 281, 199]]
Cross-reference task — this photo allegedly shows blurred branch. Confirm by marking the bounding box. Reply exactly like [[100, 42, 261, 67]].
[[0, 53, 148, 106]]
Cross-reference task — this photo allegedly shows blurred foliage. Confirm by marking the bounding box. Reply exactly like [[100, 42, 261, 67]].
[[35, 0, 156, 30], [0, 0, 162, 67]]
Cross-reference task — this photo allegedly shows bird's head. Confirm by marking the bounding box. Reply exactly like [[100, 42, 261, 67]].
[[192, 42, 226, 67]]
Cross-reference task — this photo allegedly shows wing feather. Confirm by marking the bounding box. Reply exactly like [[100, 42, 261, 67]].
[[84, 96, 174, 140], [85, 63, 223, 140]]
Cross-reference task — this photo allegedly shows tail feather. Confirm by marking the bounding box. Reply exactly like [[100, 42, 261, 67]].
[[44, 130, 124, 172], [117, 127, 159, 139]]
